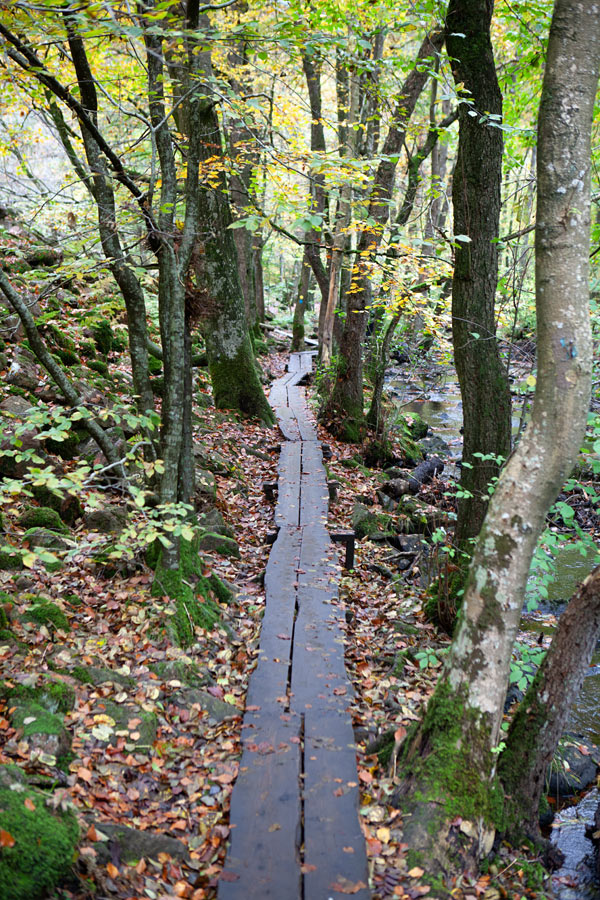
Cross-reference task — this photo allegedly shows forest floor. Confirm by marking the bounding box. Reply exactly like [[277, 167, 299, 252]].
[[0, 339, 590, 900]]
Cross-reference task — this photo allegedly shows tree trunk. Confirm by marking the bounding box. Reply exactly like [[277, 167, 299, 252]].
[[446, 1, 512, 559], [393, 0, 599, 877], [194, 104, 273, 423], [292, 248, 311, 351], [499, 566, 600, 841]]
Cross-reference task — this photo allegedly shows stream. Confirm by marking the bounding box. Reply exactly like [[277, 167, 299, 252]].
[[386, 362, 600, 896]]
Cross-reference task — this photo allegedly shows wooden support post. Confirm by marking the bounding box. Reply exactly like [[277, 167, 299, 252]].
[[327, 480, 340, 503], [262, 481, 278, 501], [330, 530, 355, 570]]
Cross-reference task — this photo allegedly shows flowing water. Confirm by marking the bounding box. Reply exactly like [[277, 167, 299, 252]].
[[386, 365, 600, 894]]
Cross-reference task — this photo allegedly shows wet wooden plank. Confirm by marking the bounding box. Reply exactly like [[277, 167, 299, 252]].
[[274, 443, 301, 528], [218, 713, 301, 900], [300, 441, 329, 526]]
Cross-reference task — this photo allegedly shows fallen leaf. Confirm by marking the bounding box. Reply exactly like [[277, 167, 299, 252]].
[[330, 877, 367, 894], [376, 826, 390, 842], [0, 830, 15, 848], [24, 797, 35, 812], [407, 866, 424, 878], [301, 863, 317, 873], [268, 823, 281, 832], [106, 862, 119, 878]]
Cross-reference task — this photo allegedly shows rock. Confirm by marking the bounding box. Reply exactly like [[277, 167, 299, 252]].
[[6, 356, 38, 391], [150, 660, 210, 687], [11, 703, 71, 759], [195, 468, 217, 508], [0, 550, 23, 571], [21, 598, 70, 632], [406, 456, 444, 491], [171, 687, 241, 722], [0, 396, 34, 417], [83, 507, 127, 533], [30, 484, 83, 525], [196, 532, 241, 558], [352, 502, 393, 541], [90, 700, 157, 750], [382, 478, 414, 499], [196, 507, 234, 539], [18, 506, 69, 534], [547, 735, 600, 799], [91, 822, 187, 865], [23, 528, 68, 551], [419, 434, 451, 456], [70, 665, 135, 688], [405, 411, 429, 440], [0, 764, 78, 900]]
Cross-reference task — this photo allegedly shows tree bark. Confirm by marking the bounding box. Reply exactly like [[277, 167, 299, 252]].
[[393, 0, 600, 877], [499, 566, 600, 841], [446, 1, 512, 557]]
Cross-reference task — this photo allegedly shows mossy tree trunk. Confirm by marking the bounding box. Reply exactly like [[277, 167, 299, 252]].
[[291, 248, 312, 351], [499, 566, 600, 842], [446, 1, 512, 560], [393, 0, 599, 876]]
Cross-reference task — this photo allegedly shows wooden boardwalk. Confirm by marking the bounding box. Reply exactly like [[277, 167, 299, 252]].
[[219, 352, 369, 899]]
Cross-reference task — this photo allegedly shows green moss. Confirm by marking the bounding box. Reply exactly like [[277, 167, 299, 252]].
[[0, 773, 78, 900], [91, 318, 115, 354], [0, 551, 23, 571], [30, 486, 82, 525], [55, 347, 79, 366], [79, 339, 97, 359], [208, 336, 275, 425], [151, 538, 227, 646], [148, 356, 163, 375], [1, 679, 74, 715], [399, 680, 504, 829], [88, 359, 108, 375], [23, 599, 70, 632], [43, 429, 86, 460], [151, 375, 164, 396], [405, 411, 429, 441], [11, 702, 65, 737]]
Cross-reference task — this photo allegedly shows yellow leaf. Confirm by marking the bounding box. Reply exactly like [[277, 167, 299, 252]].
[[407, 866, 424, 878], [376, 826, 390, 842]]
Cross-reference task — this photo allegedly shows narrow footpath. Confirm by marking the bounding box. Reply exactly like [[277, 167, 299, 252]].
[[219, 352, 370, 899]]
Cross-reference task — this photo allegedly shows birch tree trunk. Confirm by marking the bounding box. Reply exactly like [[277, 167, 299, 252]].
[[393, 0, 600, 876]]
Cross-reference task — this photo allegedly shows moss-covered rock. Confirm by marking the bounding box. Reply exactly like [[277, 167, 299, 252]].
[[352, 502, 394, 541], [54, 347, 80, 367], [30, 484, 83, 525], [0, 550, 23, 571], [0, 677, 75, 713], [22, 598, 70, 632], [70, 665, 135, 689], [149, 659, 209, 687], [405, 411, 429, 441], [91, 318, 115, 355], [0, 765, 78, 900], [23, 527, 68, 550], [196, 532, 240, 558], [42, 429, 86, 460], [18, 506, 69, 534], [88, 359, 108, 375], [83, 507, 126, 533], [91, 700, 157, 749]]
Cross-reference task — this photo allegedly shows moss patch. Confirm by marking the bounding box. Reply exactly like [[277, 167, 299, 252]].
[[0, 677, 75, 713], [0, 768, 78, 900], [18, 506, 69, 534], [0, 550, 23, 571], [151, 538, 230, 646], [22, 598, 70, 632]]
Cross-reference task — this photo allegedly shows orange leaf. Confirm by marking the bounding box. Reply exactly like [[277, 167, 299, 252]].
[[0, 830, 15, 848], [394, 725, 407, 743], [106, 862, 119, 878], [24, 797, 36, 812], [330, 878, 367, 894], [358, 769, 373, 784], [77, 767, 93, 783], [407, 866, 424, 878]]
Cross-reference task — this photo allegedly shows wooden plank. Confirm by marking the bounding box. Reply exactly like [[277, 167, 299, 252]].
[[218, 713, 301, 900], [274, 443, 301, 528], [300, 441, 329, 526]]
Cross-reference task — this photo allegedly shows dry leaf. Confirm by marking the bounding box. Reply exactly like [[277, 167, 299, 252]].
[[407, 866, 424, 877], [0, 830, 15, 848]]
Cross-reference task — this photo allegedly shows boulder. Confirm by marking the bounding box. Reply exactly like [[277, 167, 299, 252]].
[[18, 506, 69, 534], [197, 532, 241, 558], [196, 507, 234, 539], [6, 357, 38, 391], [23, 528, 68, 551], [83, 507, 127, 533], [195, 468, 217, 508], [91, 822, 187, 866], [547, 735, 600, 799], [171, 687, 240, 722]]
